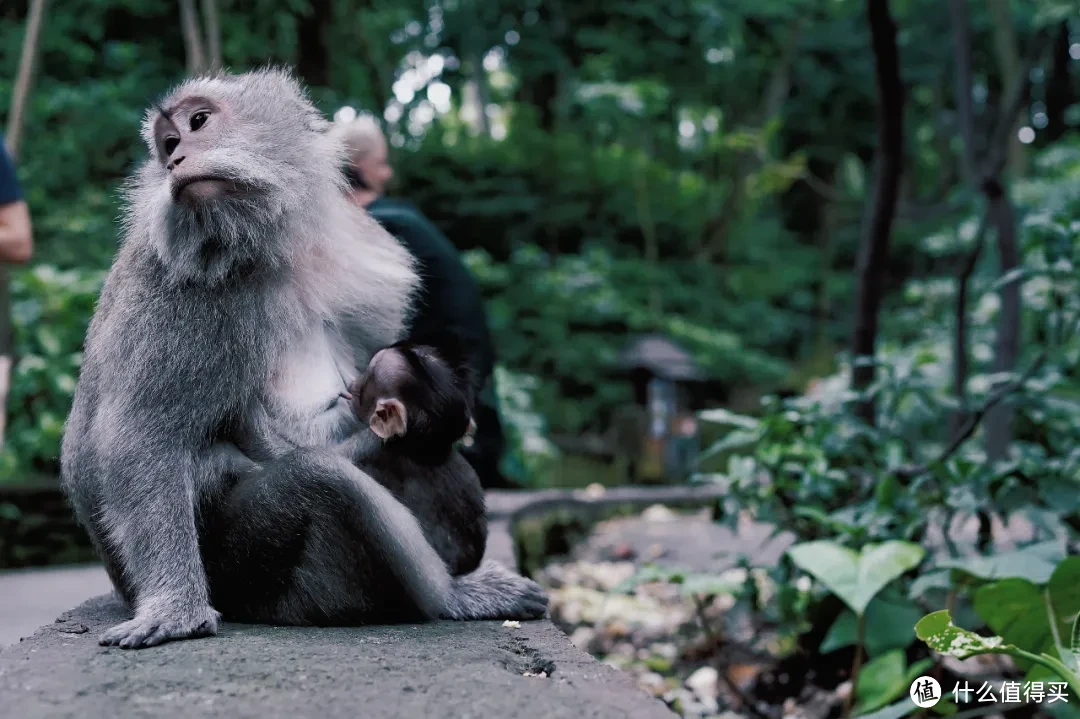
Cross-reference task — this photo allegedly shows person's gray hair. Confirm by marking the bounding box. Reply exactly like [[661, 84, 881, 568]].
[[332, 106, 386, 161]]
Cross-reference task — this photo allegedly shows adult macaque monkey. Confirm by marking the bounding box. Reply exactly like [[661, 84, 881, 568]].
[[60, 68, 547, 650]]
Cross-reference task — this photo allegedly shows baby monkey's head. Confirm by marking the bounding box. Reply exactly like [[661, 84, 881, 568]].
[[350, 339, 476, 454]]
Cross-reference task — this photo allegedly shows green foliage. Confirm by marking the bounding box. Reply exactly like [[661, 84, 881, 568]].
[[3, 265, 105, 475], [820, 589, 924, 657], [787, 540, 925, 616], [915, 605, 1080, 695], [854, 650, 934, 716], [2, 0, 855, 477]]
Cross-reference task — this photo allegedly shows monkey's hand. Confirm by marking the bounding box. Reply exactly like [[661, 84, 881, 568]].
[[443, 560, 550, 621], [99, 601, 221, 650]]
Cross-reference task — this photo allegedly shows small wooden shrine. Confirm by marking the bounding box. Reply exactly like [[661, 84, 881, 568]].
[[610, 334, 709, 483]]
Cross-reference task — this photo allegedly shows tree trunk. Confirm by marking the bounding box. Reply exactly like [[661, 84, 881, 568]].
[[987, 0, 1025, 174], [983, 182, 1021, 459], [850, 0, 905, 426], [179, 0, 206, 75], [5, 0, 48, 161], [949, 0, 977, 184], [949, 0, 1031, 458], [200, 0, 222, 72]]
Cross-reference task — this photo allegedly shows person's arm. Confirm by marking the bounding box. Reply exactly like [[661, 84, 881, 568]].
[[0, 143, 32, 264], [0, 201, 33, 264]]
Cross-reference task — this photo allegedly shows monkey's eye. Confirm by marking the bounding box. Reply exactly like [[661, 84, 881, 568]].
[[190, 110, 210, 131], [163, 136, 180, 156]]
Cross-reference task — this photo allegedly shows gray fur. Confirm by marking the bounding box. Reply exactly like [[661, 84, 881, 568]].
[[60, 67, 546, 649]]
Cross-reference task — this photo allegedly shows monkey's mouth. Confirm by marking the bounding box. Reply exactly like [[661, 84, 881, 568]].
[[172, 175, 243, 204]]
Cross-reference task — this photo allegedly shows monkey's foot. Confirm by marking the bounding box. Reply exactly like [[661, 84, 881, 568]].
[[99, 603, 221, 649], [444, 559, 550, 621]]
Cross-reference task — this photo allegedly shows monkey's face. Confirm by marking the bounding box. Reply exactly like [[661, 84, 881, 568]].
[[128, 69, 340, 276], [152, 98, 241, 206]]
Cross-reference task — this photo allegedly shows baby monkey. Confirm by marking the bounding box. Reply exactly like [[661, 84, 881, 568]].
[[348, 338, 486, 576]]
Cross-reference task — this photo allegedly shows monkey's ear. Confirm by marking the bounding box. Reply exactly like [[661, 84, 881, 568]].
[[460, 415, 477, 448], [370, 398, 407, 440]]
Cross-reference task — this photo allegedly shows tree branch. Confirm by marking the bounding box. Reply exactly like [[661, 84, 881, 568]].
[[949, 0, 978, 185], [5, 0, 48, 161], [912, 348, 1047, 475], [179, 0, 206, 75], [950, 213, 988, 439], [200, 0, 222, 72]]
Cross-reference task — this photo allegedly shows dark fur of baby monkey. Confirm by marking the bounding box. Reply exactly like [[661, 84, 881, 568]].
[[348, 339, 487, 576]]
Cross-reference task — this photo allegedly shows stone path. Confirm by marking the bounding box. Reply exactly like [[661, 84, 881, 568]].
[[0, 563, 112, 647]]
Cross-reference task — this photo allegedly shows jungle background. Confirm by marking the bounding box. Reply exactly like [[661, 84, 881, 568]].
[[4, 0, 1080, 717]]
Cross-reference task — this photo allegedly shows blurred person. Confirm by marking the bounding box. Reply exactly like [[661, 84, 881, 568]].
[[0, 135, 35, 446], [332, 109, 513, 489]]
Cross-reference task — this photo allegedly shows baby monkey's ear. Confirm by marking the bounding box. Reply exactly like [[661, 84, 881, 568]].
[[370, 398, 408, 440], [461, 415, 478, 448]]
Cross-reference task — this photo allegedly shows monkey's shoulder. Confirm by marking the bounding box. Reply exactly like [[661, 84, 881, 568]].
[[79, 250, 271, 424]]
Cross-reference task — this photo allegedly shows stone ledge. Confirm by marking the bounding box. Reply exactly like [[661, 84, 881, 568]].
[[0, 485, 728, 718], [0, 594, 675, 719]]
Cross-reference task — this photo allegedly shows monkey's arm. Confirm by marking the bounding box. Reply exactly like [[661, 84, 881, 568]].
[[93, 403, 220, 649]]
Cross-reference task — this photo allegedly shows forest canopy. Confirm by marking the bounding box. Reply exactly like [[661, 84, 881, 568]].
[[0, 0, 1078, 491]]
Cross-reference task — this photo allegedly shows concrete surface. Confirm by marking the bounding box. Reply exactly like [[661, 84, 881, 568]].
[[0, 563, 112, 647], [0, 486, 738, 719], [0, 594, 675, 719]]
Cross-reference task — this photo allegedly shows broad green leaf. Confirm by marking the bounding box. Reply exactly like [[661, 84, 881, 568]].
[[974, 578, 1055, 670], [699, 429, 759, 461], [1071, 615, 1080, 673], [1048, 557, 1080, 673], [909, 570, 952, 599], [788, 540, 925, 615], [697, 408, 760, 430], [989, 266, 1029, 293], [915, 610, 1011, 659], [821, 590, 923, 656], [935, 541, 1065, 585], [854, 649, 908, 715], [1050, 558, 1080, 653]]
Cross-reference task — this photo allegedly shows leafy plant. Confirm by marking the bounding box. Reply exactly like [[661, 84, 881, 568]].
[[788, 540, 925, 713], [916, 556, 1080, 696]]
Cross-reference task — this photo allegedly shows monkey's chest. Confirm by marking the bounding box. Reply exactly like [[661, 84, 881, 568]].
[[267, 325, 358, 438]]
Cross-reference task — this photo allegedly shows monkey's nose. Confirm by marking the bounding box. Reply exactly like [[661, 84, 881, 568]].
[[167, 156, 186, 171]]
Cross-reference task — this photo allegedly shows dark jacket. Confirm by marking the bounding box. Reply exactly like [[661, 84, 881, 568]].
[[366, 197, 511, 488]]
